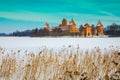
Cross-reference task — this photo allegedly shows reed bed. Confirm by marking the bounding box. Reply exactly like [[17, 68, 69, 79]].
[[0, 46, 120, 80]]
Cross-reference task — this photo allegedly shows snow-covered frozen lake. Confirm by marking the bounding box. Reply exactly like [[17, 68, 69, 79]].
[[0, 37, 120, 52]]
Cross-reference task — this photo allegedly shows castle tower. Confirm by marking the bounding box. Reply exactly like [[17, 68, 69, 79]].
[[84, 23, 92, 36], [61, 18, 67, 26], [59, 18, 69, 31], [69, 19, 76, 32], [96, 21, 104, 36], [44, 22, 50, 31]]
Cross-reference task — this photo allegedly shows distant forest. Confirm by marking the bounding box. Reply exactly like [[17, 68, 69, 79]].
[[2, 23, 120, 37]]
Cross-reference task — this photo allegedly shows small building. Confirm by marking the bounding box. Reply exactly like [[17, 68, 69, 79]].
[[60, 25, 69, 31], [96, 21, 104, 36], [84, 23, 92, 36]]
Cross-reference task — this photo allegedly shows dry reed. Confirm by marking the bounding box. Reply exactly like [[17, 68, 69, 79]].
[[0, 46, 120, 80]]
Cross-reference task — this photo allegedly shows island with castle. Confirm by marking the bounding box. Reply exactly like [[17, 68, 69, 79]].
[[44, 18, 104, 37], [10, 18, 107, 37]]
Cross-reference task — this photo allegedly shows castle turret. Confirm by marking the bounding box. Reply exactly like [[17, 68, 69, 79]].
[[96, 21, 104, 36], [44, 22, 50, 31], [69, 19, 77, 32], [69, 19, 76, 26], [61, 18, 67, 26], [59, 18, 69, 31], [84, 23, 92, 36]]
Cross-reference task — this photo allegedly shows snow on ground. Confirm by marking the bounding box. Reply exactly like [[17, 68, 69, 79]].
[[0, 37, 120, 53]]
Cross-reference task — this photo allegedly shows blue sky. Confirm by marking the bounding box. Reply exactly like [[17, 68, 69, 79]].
[[0, 0, 120, 33]]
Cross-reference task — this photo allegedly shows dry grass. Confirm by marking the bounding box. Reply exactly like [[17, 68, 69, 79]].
[[0, 46, 120, 80]]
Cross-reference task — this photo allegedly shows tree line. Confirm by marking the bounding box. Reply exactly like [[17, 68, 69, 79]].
[[105, 23, 120, 37], [9, 23, 120, 37]]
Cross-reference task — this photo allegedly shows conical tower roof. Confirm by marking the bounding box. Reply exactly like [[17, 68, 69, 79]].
[[96, 21, 103, 27], [45, 22, 50, 30], [84, 23, 91, 28], [45, 22, 49, 27], [69, 19, 76, 25]]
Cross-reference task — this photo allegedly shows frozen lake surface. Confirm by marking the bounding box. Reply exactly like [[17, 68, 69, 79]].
[[0, 37, 120, 52]]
